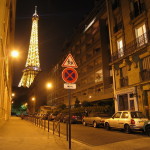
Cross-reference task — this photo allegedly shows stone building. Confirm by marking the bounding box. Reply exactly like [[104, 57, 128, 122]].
[[107, 0, 150, 117], [47, 1, 114, 107], [0, 0, 16, 121]]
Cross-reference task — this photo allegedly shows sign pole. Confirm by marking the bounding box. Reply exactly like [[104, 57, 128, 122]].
[[68, 89, 71, 149], [61, 53, 78, 150]]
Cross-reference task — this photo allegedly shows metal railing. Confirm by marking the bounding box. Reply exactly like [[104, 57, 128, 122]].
[[111, 32, 149, 62], [23, 115, 62, 137]]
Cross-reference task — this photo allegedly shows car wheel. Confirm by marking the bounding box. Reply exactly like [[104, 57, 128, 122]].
[[93, 121, 97, 128], [105, 122, 111, 130], [82, 120, 87, 126], [145, 125, 150, 136], [124, 124, 131, 134]]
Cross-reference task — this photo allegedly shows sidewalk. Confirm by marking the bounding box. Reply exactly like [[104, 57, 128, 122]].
[[1, 117, 150, 150], [0, 117, 90, 150]]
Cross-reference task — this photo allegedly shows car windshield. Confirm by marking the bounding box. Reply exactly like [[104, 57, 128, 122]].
[[131, 112, 145, 118]]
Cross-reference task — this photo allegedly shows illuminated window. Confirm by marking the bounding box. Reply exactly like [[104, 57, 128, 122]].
[[117, 38, 124, 58], [95, 69, 103, 83], [135, 24, 147, 46]]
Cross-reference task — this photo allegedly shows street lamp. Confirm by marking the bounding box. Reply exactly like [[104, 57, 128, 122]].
[[31, 97, 36, 114], [46, 82, 52, 89], [11, 50, 19, 58], [12, 93, 15, 97], [46, 82, 53, 105]]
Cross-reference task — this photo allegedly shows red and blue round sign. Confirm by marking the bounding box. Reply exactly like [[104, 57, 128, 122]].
[[62, 68, 78, 83]]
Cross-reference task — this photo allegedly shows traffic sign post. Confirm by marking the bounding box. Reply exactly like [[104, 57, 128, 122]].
[[61, 54, 78, 150], [62, 68, 78, 84], [64, 83, 76, 89], [61, 53, 78, 68]]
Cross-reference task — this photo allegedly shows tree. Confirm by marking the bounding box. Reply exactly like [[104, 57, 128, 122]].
[[82, 101, 92, 107], [74, 98, 81, 108], [57, 104, 66, 110]]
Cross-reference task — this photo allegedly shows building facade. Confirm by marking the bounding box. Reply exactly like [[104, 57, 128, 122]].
[[48, 2, 114, 107], [0, 0, 16, 121], [47, 0, 150, 118], [107, 0, 150, 117]]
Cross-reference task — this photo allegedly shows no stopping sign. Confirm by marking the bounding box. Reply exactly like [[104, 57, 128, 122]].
[[62, 68, 78, 83]]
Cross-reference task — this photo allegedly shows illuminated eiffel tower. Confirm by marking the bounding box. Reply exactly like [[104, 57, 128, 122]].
[[18, 6, 41, 88]]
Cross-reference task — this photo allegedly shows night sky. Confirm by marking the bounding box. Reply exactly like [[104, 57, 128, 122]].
[[13, 0, 95, 86]]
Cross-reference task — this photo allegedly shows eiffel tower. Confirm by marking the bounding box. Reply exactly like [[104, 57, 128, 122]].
[[18, 6, 41, 88]]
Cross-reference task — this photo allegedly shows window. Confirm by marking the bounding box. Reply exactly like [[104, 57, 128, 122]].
[[135, 24, 147, 46], [142, 56, 150, 70], [130, 0, 145, 19], [117, 38, 124, 58], [131, 112, 145, 118], [95, 69, 103, 83], [118, 94, 128, 110], [113, 112, 122, 118], [121, 112, 129, 118], [141, 56, 150, 81]]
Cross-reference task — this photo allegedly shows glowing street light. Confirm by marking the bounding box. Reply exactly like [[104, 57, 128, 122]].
[[11, 50, 19, 58], [32, 97, 36, 101], [46, 82, 52, 89], [12, 93, 15, 97]]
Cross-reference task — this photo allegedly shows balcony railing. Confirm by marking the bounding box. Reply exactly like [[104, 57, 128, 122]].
[[120, 77, 128, 87], [140, 69, 150, 81], [111, 32, 149, 62]]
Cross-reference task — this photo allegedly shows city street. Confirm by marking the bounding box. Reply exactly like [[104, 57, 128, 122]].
[[52, 122, 148, 146]]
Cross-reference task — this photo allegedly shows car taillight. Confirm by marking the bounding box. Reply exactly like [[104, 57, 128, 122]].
[[131, 119, 135, 124], [72, 116, 76, 119]]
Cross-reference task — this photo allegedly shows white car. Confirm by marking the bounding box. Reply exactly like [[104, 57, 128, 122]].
[[104, 111, 148, 133]]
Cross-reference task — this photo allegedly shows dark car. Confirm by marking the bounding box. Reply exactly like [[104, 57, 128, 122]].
[[143, 120, 150, 136], [63, 113, 83, 124]]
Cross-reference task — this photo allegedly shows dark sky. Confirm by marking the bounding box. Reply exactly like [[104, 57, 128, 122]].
[[13, 0, 95, 86]]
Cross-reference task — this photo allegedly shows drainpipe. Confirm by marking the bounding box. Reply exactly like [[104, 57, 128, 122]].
[[106, 0, 117, 112]]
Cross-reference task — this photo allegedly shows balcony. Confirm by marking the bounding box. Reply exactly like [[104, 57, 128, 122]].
[[111, 32, 149, 62], [140, 69, 150, 81], [120, 77, 128, 87]]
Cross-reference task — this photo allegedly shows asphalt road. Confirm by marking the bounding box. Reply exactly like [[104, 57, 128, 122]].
[[46, 121, 148, 147]]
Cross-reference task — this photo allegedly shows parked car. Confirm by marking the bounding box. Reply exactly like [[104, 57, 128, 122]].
[[82, 112, 111, 128], [143, 120, 150, 136], [104, 111, 148, 133], [63, 113, 83, 124]]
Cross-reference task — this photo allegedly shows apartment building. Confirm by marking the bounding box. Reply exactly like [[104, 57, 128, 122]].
[[0, 0, 16, 121], [107, 0, 150, 116], [47, 1, 114, 107]]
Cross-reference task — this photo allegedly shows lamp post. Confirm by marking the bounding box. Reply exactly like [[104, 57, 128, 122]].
[[31, 97, 36, 114], [46, 82, 53, 105]]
